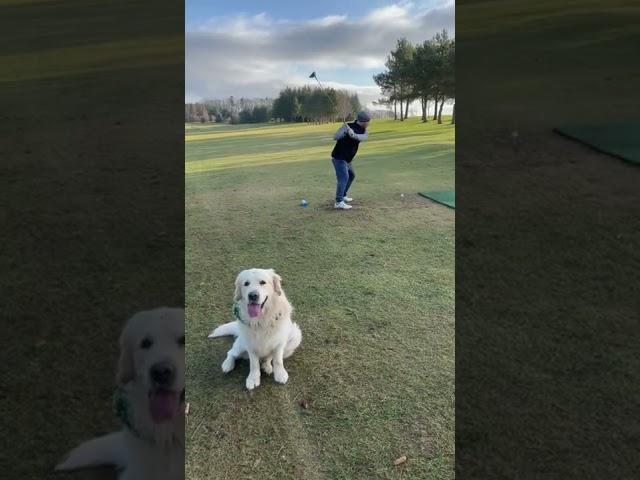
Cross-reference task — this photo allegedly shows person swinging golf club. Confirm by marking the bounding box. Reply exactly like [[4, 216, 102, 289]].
[[330, 110, 371, 209], [308, 72, 371, 210]]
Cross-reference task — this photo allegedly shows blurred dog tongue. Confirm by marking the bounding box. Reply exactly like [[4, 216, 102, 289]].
[[248, 303, 261, 317], [150, 390, 179, 422]]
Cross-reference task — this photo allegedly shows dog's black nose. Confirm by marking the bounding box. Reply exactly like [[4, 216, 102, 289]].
[[150, 361, 175, 386], [248, 291, 259, 302]]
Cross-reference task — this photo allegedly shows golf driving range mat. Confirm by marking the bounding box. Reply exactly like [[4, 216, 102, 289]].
[[553, 123, 640, 165], [419, 190, 455, 208]]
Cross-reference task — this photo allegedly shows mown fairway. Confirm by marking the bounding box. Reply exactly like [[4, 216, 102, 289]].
[[185, 118, 455, 480]]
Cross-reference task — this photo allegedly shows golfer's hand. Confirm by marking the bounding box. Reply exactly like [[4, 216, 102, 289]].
[[345, 126, 355, 137]]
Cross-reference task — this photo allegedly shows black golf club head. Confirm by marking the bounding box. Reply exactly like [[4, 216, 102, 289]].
[[308, 71, 347, 124]]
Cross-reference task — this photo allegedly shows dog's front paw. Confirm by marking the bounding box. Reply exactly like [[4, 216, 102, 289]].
[[246, 374, 261, 390], [273, 368, 289, 384], [261, 360, 273, 375], [221, 356, 235, 373]]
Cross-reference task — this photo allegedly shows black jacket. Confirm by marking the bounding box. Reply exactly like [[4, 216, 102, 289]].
[[331, 122, 368, 163]]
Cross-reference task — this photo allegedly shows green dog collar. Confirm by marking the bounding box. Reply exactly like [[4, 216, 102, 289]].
[[113, 386, 140, 438], [233, 301, 249, 325]]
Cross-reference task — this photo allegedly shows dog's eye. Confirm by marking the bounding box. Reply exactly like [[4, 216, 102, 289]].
[[244, 281, 250, 286], [260, 280, 266, 285], [140, 337, 153, 349], [178, 335, 185, 346]]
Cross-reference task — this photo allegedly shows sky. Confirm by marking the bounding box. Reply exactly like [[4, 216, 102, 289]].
[[185, 0, 454, 112]]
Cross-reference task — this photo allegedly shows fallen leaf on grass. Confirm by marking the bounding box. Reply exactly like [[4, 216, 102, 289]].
[[299, 399, 310, 409], [393, 455, 407, 466]]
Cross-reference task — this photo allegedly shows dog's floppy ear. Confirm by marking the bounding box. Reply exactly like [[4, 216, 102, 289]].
[[270, 269, 283, 296], [116, 320, 135, 385], [234, 272, 243, 301]]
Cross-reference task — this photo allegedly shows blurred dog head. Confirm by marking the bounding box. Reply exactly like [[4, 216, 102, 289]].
[[117, 307, 185, 426]]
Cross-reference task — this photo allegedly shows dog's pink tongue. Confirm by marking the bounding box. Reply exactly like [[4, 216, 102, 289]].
[[248, 303, 261, 318], [149, 390, 179, 422]]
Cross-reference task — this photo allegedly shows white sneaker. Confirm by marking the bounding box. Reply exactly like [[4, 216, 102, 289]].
[[343, 196, 353, 202], [334, 201, 352, 209]]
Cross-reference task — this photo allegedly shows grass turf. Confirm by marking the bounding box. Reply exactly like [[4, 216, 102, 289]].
[[418, 191, 456, 209], [553, 123, 640, 165], [186, 118, 455, 479]]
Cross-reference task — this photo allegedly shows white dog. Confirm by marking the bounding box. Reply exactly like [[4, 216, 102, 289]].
[[56, 307, 185, 480], [209, 268, 302, 390]]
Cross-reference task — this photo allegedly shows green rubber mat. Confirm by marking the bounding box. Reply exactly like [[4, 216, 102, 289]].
[[554, 123, 640, 165], [418, 190, 455, 208]]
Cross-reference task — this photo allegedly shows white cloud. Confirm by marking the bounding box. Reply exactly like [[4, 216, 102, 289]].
[[308, 15, 347, 27], [362, 4, 416, 27], [185, 2, 454, 102]]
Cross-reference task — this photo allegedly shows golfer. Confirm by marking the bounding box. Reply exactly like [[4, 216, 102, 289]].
[[331, 111, 371, 209]]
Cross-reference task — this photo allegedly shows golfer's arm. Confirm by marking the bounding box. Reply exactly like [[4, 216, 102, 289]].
[[333, 125, 347, 140], [351, 131, 369, 141]]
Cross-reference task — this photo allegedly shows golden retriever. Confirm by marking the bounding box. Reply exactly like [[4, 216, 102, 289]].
[[56, 307, 185, 480], [209, 268, 302, 390]]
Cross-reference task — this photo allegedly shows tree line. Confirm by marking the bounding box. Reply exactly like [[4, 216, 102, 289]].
[[272, 87, 361, 123], [185, 97, 273, 123], [185, 88, 363, 124], [374, 30, 455, 124]]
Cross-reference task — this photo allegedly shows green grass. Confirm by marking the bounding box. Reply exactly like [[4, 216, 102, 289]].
[[186, 118, 455, 479], [456, 1, 640, 478], [457, 0, 640, 127]]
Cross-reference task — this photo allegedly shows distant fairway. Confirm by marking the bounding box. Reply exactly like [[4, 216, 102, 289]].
[[186, 118, 455, 480], [185, 118, 453, 179]]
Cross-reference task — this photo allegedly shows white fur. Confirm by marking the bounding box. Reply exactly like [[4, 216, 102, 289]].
[[55, 307, 185, 480], [209, 268, 302, 390]]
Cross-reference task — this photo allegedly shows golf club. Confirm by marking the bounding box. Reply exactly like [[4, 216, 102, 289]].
[[309, 71, 347, 126]]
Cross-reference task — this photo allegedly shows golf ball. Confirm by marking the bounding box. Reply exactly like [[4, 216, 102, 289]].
[[300, 199, 308, 207]]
